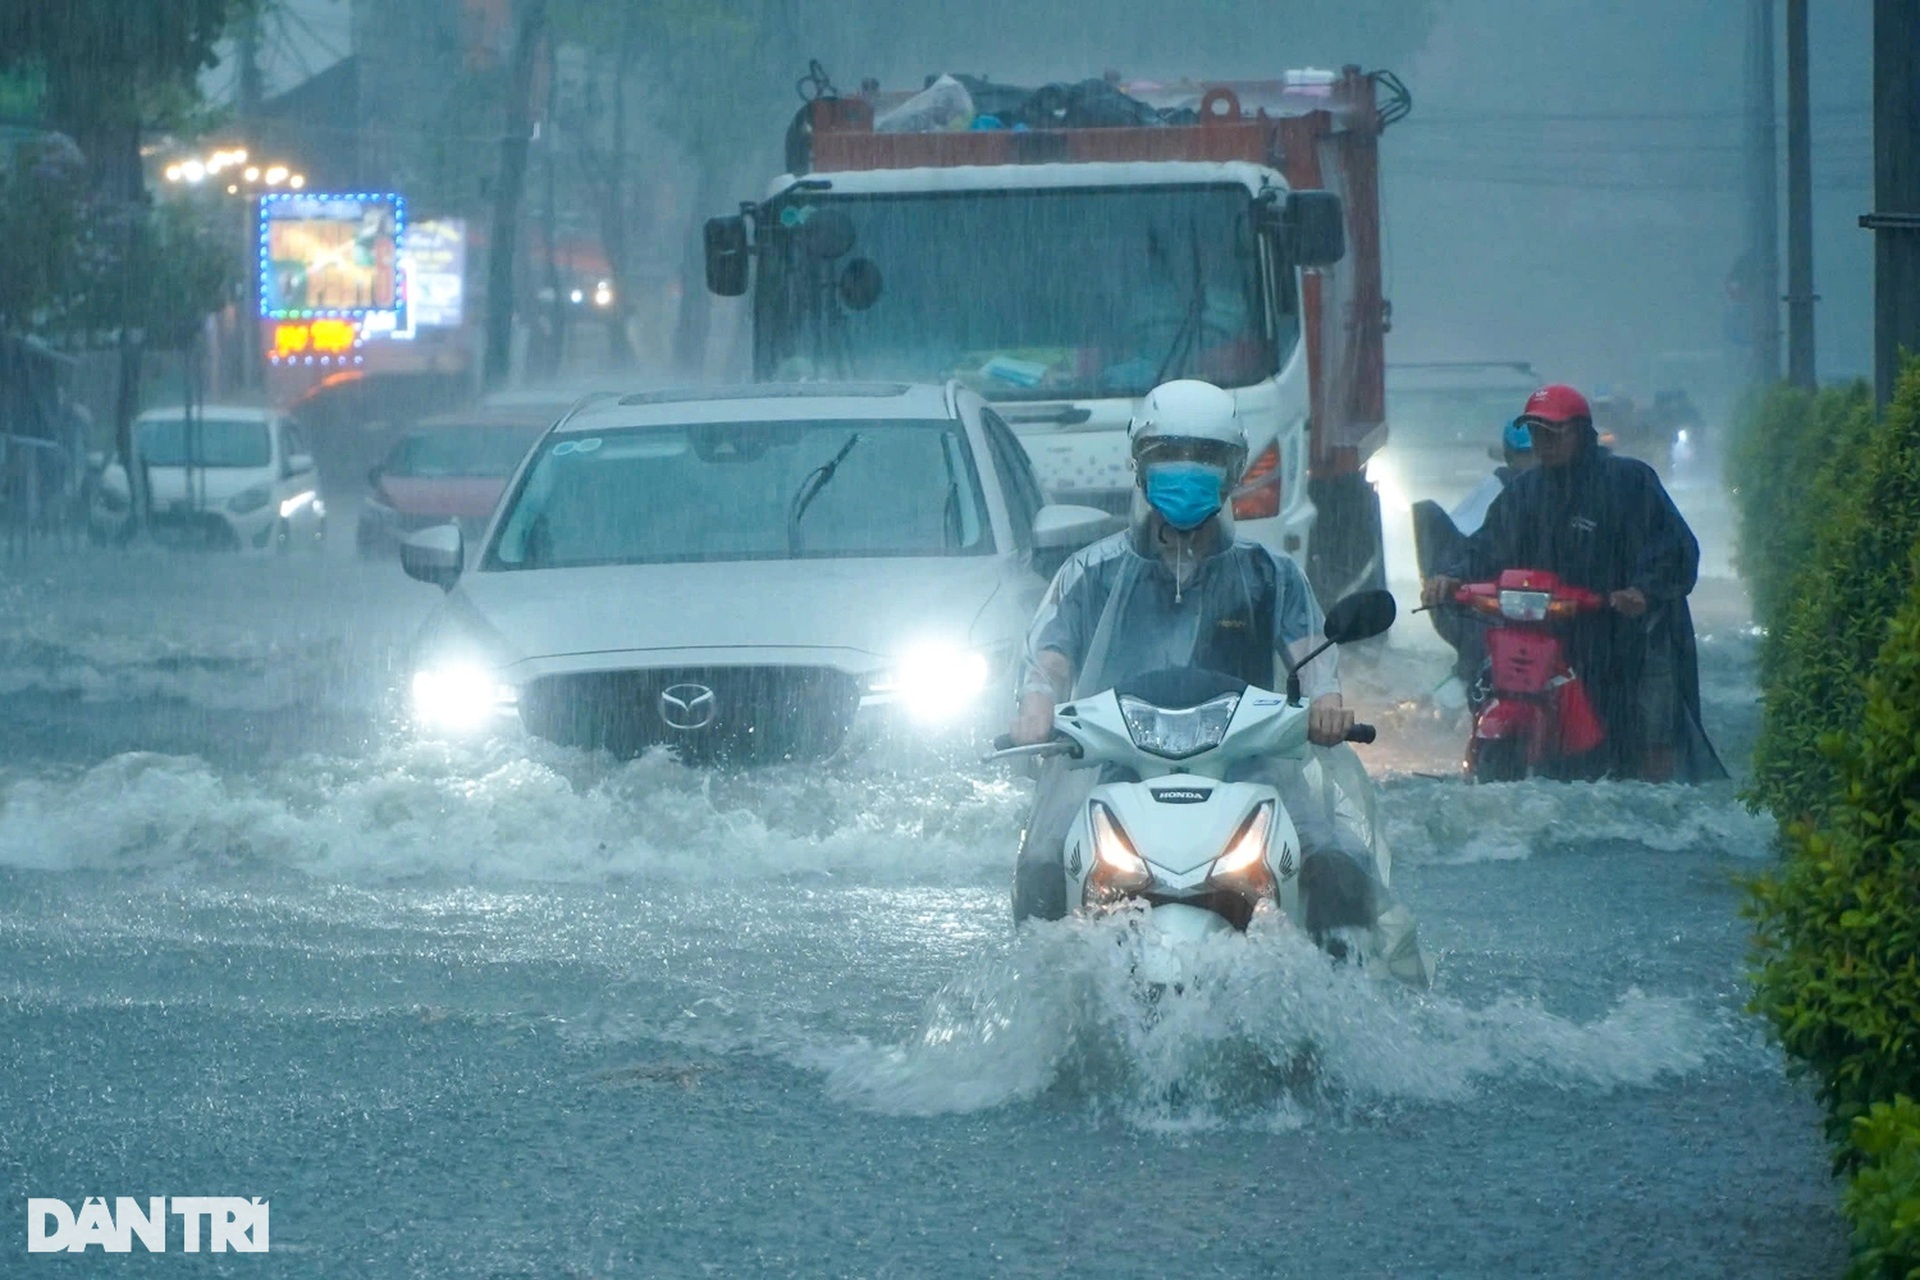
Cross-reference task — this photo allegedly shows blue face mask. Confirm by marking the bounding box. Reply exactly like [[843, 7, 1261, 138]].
[[1143, 462, 1227, 531]]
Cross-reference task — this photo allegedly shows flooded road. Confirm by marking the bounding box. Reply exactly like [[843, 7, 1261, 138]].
[[0, 494, 1845, 1276]]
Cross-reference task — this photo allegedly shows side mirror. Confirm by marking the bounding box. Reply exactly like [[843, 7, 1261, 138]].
[[401, 523, 464, 590], [704, 215, 750, 297], [1032, 503, 1113, 551], [1323, 588, 1397, 645], [367, 464, 384, 490], [287, 452, 315, 477], [1284, 190, 1346, 268]]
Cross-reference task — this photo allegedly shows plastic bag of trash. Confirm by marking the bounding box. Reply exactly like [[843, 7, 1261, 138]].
[[875, 74, 976, 133]]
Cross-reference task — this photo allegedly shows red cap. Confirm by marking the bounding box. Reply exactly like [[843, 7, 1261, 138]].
[[1519, 384, 1592, 424]]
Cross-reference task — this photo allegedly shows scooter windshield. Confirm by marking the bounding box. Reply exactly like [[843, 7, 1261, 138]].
[[1119, 692, 1240, 760]]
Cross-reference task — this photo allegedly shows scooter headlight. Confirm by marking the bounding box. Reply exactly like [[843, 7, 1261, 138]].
[[1498, 589, 1553, 622], [1119, 691, 1239, 759], [1086, 801, 1152, 900], [1209, 801, 1274, 883]]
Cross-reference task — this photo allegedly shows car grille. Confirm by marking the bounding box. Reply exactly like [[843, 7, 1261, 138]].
[[517, 665, 862, 762], [149, 507, 239, 550]]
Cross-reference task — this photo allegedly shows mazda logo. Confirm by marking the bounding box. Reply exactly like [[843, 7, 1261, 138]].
[[658, 682, 717, 731]]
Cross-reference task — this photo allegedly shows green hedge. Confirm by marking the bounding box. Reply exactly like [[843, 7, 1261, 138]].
[[1748, 364, 1920, 823], [1844, 1097, 1920, 1280], [1728, 381, 1875, 633], [1751, 541, 1920, 1131], [1751, 539, 1920, 1275]]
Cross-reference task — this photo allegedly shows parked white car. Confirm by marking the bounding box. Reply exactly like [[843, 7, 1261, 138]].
[[91, 405, 326, 551], [400, 381, 1113, 761]]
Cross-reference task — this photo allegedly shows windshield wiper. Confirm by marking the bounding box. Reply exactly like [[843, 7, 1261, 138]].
[[1152, 222, 1208, 386], [787, 432, 863, 554]]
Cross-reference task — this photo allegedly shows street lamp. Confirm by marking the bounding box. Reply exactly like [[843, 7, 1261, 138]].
[[161, 146, 304, 195]]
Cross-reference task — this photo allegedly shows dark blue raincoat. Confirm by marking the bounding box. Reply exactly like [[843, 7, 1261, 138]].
[[1439, 435, 1727, 782]]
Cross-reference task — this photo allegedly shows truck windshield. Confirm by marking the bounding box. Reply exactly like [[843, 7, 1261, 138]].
[[754, 185, 1289, 401]]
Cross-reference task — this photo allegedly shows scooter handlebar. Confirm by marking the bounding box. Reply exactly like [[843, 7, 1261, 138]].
[[1344, 723, 1377, 745]]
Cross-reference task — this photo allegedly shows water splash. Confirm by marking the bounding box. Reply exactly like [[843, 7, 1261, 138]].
[[809, 913, 1725, 1129], [0, 741, 1024, 885]]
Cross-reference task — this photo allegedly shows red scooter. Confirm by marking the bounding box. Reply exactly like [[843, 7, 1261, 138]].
[[1451, 569, 1608, 782]]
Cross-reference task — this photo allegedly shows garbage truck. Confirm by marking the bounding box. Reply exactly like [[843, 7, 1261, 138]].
[[704, 66, 1409, 602]]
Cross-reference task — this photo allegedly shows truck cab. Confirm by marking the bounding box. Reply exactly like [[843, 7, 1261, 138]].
[[708, 69, 1406, 603]]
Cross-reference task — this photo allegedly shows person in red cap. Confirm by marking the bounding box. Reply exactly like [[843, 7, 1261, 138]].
[[1420, 383, 1725, 782]]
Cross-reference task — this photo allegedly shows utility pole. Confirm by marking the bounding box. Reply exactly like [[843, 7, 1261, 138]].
[[1745, 0, 1781, 386], [236, 9, 264, 394], [1784, 0, 1816, 389], [483, 0, 549, 391], [1865, 0, 1920, 407]]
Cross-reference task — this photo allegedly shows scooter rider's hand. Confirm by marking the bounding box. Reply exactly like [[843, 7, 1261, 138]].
[[1308, 693, 1355, 747], [1421, 575, 1461, 610], [1609, 587, 1648, 618], [1010, 691, 1056, 745]]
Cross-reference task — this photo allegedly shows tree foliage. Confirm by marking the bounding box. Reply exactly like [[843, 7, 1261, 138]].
[[1845, 1097, 1920, 1280], [1746, 364, 1920, 824], [1727, 380, 1876, 635], [0, 132, 88, 329], [0, 0, 256, 190]]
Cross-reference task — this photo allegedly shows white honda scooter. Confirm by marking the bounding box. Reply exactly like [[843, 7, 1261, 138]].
[[989, 590, 1431, 988]]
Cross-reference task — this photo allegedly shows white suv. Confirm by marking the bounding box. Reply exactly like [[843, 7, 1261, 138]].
[[398, 381, 1113, 761], [92, 405, 326, 551]]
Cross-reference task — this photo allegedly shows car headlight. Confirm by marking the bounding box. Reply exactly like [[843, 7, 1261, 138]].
[[1209, 802, 1275, 891], [1120, 691, 1239, 759], [867, 644, 992, 720], [411, 662, 518, 733], [279, 489, 317, 519], [228, 484, 272, 515]]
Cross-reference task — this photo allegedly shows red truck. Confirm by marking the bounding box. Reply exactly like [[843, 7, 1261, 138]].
[[705, 65, 1408, 602]]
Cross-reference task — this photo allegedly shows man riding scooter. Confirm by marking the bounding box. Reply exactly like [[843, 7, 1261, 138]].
[[1420, 384, 1726, 782], [1008, 379, 1382, 938]]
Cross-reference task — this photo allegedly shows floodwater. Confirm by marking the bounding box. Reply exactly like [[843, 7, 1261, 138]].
[[0, 483, 1846, 1277]]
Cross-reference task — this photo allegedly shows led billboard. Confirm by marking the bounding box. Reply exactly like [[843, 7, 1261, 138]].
[[259, 193, 405, 320]]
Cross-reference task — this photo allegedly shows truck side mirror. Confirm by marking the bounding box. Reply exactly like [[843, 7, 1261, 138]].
[[704, 215, 750, 297], [1284, 190, 1346, 268]]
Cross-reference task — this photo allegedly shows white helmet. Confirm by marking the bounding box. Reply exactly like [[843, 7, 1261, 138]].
[[1128, 379, 1248, 483]]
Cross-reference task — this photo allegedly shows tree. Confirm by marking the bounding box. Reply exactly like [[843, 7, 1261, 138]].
[[483, 0, 550, 390], [0, 0, 255, 199]]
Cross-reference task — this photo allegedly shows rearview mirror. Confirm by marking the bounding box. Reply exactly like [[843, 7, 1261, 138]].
[[1284, 190, 1346, 268], [1032, 503, 1114, 551], [704, 215, 750, 297], [1322, 588, 1397, 644], [401, 523, 463, 590]]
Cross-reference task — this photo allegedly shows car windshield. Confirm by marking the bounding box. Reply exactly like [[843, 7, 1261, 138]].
[[754, 185, 1287, 401], [136, 417, 272, 468], [386, 424, 545, 478], [486, 417, 992, 570]]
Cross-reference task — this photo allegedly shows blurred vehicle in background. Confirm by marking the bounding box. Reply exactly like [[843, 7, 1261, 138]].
[[1371, 361, 1540, 519], [357, 405, 558, 557], [90, 405, 326, 552], [399, 381, 1113, 763]]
